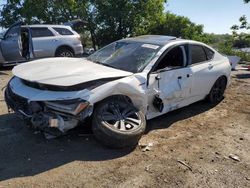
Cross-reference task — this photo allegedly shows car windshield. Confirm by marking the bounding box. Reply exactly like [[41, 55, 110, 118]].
[[87, 41, 161, 73]]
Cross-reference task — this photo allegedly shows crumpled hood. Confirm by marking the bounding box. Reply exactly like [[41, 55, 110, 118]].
[[13, 57, 133, 86]]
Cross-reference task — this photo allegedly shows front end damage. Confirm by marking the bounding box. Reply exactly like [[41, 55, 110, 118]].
[[5, 69, 149, 138], [5, 77, 93, 137]]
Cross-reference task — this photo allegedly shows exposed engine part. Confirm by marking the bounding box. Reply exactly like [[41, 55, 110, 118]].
[[31, 112, 79, 133], [31, 112, 50, 129], [79, 105, 93, 120], [18, 110, 32, 118], [29, 101, 43, 113]]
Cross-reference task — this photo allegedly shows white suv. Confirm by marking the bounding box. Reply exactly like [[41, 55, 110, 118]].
[[0, 22, 83, 66]]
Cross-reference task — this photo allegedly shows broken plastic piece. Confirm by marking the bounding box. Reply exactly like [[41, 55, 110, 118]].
[[153, 95, 164, 112]]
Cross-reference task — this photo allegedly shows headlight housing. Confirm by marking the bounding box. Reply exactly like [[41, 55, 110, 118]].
[[44, 99, 89, 115]]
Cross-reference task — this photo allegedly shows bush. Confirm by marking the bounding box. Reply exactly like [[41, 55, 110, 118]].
[[218, 43, 250, 62]]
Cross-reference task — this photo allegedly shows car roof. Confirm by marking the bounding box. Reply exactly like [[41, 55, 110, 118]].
[[123, 35, 182, 46]]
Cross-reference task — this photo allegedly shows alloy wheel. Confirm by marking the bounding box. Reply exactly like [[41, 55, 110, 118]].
[[101, 103, 142, 132]]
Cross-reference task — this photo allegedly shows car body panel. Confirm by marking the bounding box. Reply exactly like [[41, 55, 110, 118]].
[[147, 67, 193, 118], [0, 23, 24, 63], [9, 76, 91, 102], [12, 57, 133, 86]]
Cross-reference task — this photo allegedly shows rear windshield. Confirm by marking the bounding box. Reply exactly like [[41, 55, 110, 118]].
[[87, 41, 161, 73], [53, 27, 74, 35]]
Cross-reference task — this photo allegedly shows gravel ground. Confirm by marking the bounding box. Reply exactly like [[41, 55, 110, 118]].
[[0, 66, 249, 188]]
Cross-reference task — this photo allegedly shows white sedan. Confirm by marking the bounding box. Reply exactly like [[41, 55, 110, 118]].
[[5, 35, 231, 148]]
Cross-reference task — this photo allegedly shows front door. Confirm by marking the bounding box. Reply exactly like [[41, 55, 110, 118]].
[[1, 22, 25, 62], [147, 44, 193, 118]]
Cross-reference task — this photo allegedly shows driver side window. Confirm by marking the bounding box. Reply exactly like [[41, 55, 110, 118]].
[[154, 45, 187, 71], [5, 26, 19, 39]]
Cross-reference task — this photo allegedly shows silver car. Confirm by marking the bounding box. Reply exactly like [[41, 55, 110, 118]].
[[0, 22, 83, 66]]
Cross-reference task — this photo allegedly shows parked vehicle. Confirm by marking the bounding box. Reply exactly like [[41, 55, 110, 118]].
[[5, 35, 231, 148], [0, 22, 83, 66]]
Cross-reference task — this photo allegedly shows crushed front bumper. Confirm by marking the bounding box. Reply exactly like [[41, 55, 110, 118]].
[[4, 77, 93, 134]]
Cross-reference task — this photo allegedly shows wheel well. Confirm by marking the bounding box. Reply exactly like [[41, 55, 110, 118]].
[[88, 95, 134, 119], [95, 95, 133, 106], [93, 95, 134, 110], [219, 75, 228, 85], [55, 45, 74, 56]]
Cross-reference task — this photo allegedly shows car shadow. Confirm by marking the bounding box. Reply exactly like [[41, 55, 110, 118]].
[[0, 66, 14, 71], [0, 100, 218, 181], [146, 100, 219, 133], [0, 72, 9, 76], [0, 113, 135, 181]]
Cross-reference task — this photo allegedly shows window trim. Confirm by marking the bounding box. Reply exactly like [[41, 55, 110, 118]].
[[189, 44, 208, 65], [188, 44, 215, 66], [203, 46, 215, 61], [151, 43, 189, 73], [4, 25, 20, 39]]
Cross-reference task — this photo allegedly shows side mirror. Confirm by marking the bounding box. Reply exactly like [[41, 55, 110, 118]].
[[155, 74, 161, 80]]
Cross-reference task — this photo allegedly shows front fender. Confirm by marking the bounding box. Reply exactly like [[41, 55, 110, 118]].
[[88, 73, 148, 114]]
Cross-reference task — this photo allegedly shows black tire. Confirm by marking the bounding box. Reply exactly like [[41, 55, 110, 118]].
[[55, 47, 74, 57], [92, 96, 146, 148], [208, 76, 227, 103]]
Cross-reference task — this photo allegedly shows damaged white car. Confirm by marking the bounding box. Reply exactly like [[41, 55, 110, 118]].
[[5, 35, 231, 148]]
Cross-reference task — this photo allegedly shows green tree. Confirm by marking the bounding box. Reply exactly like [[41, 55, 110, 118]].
[[149, 13, 209, 43], [0, 0, 166, 48], [230, 0, 250, 48], [91, 0, 166, 47], [0, 0, 90, 26]]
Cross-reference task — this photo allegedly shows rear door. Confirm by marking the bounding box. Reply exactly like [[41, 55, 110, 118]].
[[189, 44, 216, 98], [1, 22, 25, 62], [31, 27, 56, 58]]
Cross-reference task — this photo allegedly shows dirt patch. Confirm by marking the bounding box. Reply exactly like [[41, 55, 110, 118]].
[[0, 67, 249, 188]]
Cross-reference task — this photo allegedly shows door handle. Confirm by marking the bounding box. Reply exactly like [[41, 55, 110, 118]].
[[208, 64, 214, 70]]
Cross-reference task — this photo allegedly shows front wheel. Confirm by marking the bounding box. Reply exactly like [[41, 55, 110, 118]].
[[208, 77, 227, 103], [92, 96, 146, 148]]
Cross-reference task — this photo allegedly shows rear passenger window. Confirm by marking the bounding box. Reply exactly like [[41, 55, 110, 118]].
[[204, 47, 215, 60], [31, 27, 54, 38], [191, 45, 207, 64], [53, 27, 74, 35]]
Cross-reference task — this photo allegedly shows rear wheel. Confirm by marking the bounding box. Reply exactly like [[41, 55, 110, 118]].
[[208, 77, 227, 103], [55, 47, 74, 57], [92, 96, 146, 148]]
